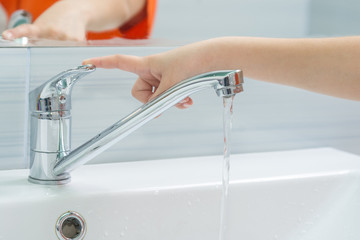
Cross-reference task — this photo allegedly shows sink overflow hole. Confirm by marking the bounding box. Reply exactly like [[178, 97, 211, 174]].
[[62, 217, 81, 238], [56, 211, 86, 240]]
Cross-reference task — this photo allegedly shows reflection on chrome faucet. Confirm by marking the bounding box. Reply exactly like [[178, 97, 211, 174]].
[[28, 64, 244, 185]]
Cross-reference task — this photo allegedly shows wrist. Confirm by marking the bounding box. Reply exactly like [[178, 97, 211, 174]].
[[59, 0, 93, 28], [186, 38, 230, 74]]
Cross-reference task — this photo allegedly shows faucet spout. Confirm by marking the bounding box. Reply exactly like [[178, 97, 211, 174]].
[[53, 70, 243, 176], [28, 67, 243, 185]]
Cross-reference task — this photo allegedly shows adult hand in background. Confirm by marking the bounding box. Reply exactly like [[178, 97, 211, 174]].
[[2, 0, 145, 41], [2, 1, 87, 41]]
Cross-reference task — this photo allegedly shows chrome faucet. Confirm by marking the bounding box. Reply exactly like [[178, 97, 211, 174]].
[[28, 64, 244, 185]]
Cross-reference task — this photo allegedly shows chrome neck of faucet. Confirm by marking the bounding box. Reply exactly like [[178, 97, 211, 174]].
[[28, 65, 96, 185], [28, 66, 243, 185]]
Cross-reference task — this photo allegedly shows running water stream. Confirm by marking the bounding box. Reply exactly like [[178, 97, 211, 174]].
[[219, 95, 235, 240]]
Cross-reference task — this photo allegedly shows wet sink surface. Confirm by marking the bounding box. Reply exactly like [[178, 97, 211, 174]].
[[1, 148, 360, 240]]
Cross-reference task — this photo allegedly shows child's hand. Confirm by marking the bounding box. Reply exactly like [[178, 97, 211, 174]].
[[83, 54, 194, 109]]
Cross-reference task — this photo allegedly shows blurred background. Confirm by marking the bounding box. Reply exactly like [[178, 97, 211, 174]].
[[153, 0, 360, 40]]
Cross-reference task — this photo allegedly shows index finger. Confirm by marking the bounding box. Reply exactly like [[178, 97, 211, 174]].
[[82, 54, 143, 74], [2, 24, 40, 40]]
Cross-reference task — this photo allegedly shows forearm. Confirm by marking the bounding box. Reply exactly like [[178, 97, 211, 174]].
[[83, 36, 360, 104], [173, 36, 360, 101], [59, 0, 146, 31]]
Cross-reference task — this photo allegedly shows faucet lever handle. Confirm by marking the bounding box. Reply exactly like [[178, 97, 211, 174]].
[[55, 64, 96, 90], [29, 64, 96, 112]]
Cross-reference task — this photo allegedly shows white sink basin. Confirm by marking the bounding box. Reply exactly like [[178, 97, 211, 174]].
[[1, 148, 360, 240]]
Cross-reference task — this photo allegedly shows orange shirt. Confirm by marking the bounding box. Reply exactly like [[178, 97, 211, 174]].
[[0, 0, 156, 39]]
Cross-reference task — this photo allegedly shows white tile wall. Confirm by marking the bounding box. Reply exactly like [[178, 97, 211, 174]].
[[0, 48, 28, 169], [1, 0, 360, 170]]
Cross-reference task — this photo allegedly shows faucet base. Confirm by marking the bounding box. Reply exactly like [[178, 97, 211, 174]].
[[28, 151, 72, 185], [28, 174, 71, 185]]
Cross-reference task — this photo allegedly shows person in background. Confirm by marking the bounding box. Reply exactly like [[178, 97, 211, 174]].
[[0, 0, 156, 41], [83, 36, 360, 108], [0, 3, 6, 31]]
